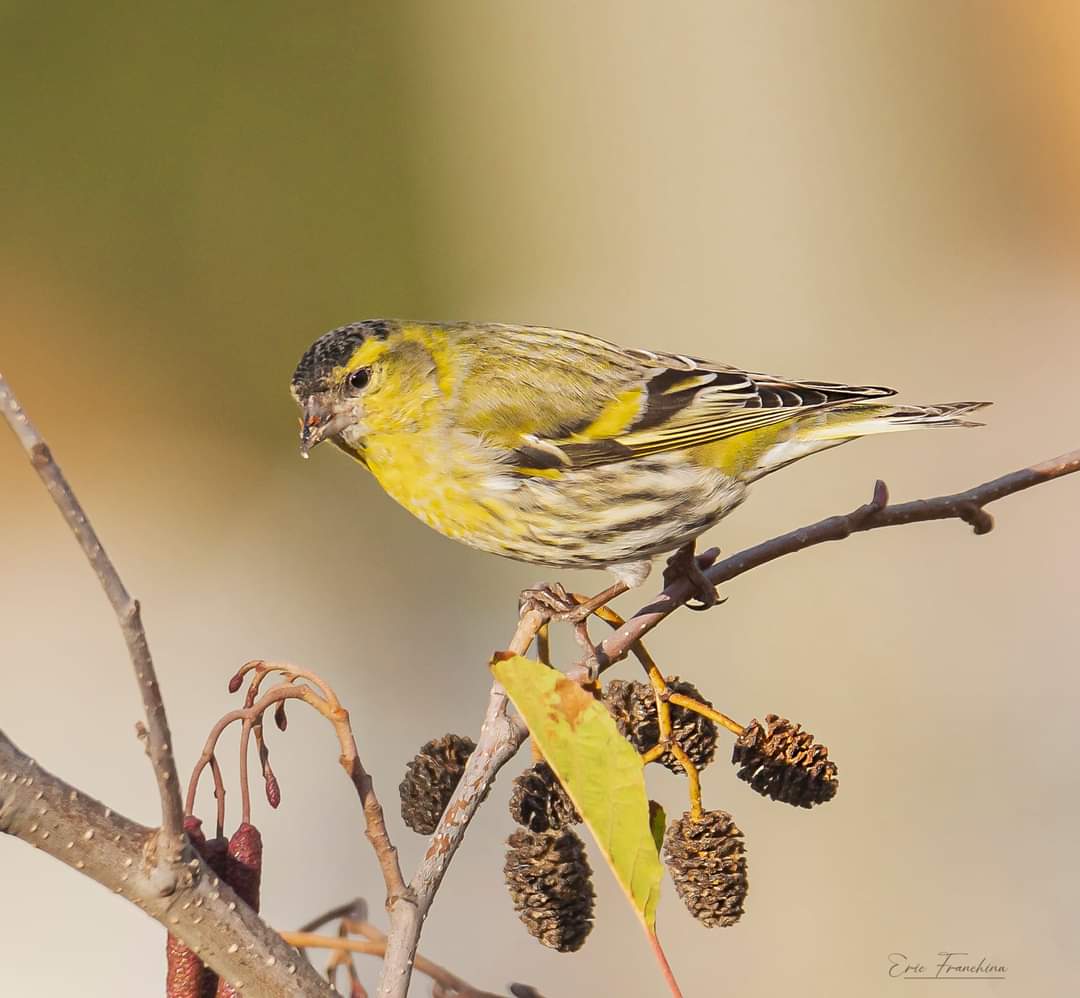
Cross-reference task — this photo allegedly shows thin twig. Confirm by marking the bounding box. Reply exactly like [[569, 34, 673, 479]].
[[299, 899, 368, 935], [187, 664, 408, 902], [284, 929, 506, 998], [262, 662, 408, 900], [209, 753, 227, 838], [0, 373, 184, 849], [376, 609, 543, 998], [596, 449, 1080, 668], [185, 687, 309, 815]]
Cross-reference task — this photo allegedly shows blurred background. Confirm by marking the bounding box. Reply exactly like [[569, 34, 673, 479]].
[[2, 2, 1078, 995]]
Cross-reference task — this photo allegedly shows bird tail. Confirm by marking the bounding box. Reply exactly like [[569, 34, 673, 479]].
[[798, 400, 992, 442], [744, 400, 991, 482]]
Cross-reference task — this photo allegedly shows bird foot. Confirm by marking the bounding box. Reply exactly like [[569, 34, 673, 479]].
[[519, 582, 579, 619], [663, 542, 722, 611], [519, 580, 628, 624]]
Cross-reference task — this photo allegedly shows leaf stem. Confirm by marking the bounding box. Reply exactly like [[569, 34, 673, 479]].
[[647, 929, 685, 998]]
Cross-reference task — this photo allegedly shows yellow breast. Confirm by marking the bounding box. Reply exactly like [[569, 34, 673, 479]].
[[363, 431, 508, 542]]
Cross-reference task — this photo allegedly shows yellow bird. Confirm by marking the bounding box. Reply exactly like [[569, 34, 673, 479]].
[[291, 320, 987, 601]]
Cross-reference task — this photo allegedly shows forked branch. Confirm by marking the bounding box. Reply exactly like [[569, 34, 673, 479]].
[[0, 373, 184, 851]]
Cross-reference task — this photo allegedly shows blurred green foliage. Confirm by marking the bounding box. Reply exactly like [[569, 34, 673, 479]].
[[1, 3, 434, 444]]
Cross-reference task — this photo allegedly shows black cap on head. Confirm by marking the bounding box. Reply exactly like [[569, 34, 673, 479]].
[[290, 320, 394, 397]]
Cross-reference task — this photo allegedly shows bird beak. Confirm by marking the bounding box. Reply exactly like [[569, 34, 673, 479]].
[[299, 397, 350, 458]]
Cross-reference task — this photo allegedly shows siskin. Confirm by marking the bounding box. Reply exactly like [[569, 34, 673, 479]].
[[291, 320, 987, 595]]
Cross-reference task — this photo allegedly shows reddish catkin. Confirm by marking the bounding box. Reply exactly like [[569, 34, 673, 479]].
[[201, 835, 230, 879], [215, 822, 263, 998], [166, 818, 212, 998], [192, 835, 231, 997]]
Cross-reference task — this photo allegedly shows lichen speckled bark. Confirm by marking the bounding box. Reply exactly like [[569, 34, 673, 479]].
[[0, 729, 334, 997]]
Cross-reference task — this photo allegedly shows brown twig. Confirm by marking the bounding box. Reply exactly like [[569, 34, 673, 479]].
[[209, 753, 227, 838], [0, 373, 184, 851], [186, 663, 408, 903], [596, 449, 1080, 668], [284, 929, 506, 998], [375, 609, 542, 998], [185, 687, 308, 816], [299, 898, 368, 935]]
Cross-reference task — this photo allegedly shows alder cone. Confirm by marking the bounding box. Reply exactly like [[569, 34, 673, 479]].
[[399, 733, 480, 835], [504, 828, 595, 952], [732, 714, 838, 807], [509, 762, 580, 833], [603, 678, 718, 773], [663, 810, 748, 928]]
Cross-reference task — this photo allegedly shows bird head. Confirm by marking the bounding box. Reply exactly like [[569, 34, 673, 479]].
[[290, 319, 441, 458]]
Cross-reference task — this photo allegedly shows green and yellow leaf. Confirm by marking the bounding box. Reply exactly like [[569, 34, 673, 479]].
[[492, 654, 664, 929]]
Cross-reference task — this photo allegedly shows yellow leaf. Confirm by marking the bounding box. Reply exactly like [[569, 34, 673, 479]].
[[492, 654, 663, 929]]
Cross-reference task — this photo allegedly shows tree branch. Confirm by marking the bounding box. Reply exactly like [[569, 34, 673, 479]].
[[596, 447, 1080, 667], [0, 373, 184, 850], [1, 376, 337, 994], [376, 610, 541, 998], [0, 728, 334, 996]]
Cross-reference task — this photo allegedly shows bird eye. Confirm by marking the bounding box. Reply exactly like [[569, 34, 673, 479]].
[[348, 368, 371, 391]]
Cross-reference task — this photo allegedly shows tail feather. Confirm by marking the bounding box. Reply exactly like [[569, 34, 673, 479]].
[[800, 400, 992, 441], [744, 400, 992, 481]]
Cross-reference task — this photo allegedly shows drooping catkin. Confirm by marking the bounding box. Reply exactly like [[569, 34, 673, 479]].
[[166, 817, 212, 998], [215, 822, 263, 998]]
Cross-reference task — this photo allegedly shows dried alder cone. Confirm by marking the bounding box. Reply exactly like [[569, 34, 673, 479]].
[[509, 762, 581, 833], [504, 827, 595, 952], [603, 677, 718, 773], [732, 714, 838, 807], [399, 733, 480, 835], [663, 810, 748, 928]]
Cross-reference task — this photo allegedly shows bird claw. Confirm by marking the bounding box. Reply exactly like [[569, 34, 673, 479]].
[[519, 582, 579, 619], [663, 542, 722, 610], [520, 580, 627, 624]]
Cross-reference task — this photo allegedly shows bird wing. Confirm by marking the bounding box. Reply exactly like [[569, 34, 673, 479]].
[[452, 327, 896, 473]]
